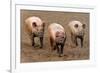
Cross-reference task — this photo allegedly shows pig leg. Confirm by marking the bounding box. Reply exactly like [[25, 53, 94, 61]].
[[71, 34, 77, 47], [40, 37, 43, 48], [71, 33, 75, 46], [59, 44, 64, 57], [32, 33, 35, 46], [57, 44, 64, 57], [71, 33, 74, 43], [50, 37, 56, 50], [56, 44, 60, 55], [80, 37, 83, 48], [50, 37, 53, 49], [56, 44, 63, 57], [53, 45, 57, 50], [75, 36, 78, 46], [59, 38, 66, 57]]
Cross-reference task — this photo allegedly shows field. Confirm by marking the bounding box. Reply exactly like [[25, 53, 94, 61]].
[[20, 10, 90, 63]]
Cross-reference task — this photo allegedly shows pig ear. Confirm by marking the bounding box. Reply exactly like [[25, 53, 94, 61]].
[[82, 24, 86, 29], [32, 22, 37, 27], [74, 24, 78, 28], [42, 21, 45, 27]]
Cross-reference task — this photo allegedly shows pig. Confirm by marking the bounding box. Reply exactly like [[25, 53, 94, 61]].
[[25, 16, 45, 48], [48, 23, 66, 57], [68, 20, 86, 48]]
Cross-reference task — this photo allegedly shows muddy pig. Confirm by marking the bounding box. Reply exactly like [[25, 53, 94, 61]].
[[25, 16, 45, 48], [48, 23, 66, 57], [68, 20, 86, 48]]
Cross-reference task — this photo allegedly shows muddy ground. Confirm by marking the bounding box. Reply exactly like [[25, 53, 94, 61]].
[[20, 10, 90, 63]]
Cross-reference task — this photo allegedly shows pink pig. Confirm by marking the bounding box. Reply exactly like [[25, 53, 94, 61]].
[[68, 20, 86, 47], [48, 23, 66, 57], [25, 16, 45, 48]]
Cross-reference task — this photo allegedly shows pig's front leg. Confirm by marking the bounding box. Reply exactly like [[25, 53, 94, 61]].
[[40, 37, 43, 48], [80, 37, 83, 48], [32, 33, 35, 47]]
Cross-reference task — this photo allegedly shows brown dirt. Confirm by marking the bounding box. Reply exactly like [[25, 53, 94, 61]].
[[20, 10, 90, 63]]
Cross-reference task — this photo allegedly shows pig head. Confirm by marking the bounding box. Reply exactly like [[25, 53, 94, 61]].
[[68, 20, 86, 48], [25, 16, 45, 48]]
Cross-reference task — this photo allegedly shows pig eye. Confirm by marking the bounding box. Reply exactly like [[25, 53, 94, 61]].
[[56, 35, 59, 37], [74, 24, 78, 28], [62, 36, 64, 38], [82, 24, 86, 29], [32, 22, 37, 27], [42, 22, 45, 27]]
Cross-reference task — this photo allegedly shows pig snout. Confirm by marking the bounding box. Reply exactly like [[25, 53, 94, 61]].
[[37, 31, 44, 37], [32, 22, 44, 37], [56, 35, 65, 44], [77, 31, 84, 37], [37, 27, 44, 37], [56, 38, 65, 44], [55, 31, 65, 44]]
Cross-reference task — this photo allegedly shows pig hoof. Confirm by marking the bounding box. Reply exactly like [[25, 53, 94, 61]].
[[32, 42, 35, 46], [59, 54, 63, 57], [40, 47, 42, 48], [40, 46, 43, 48], [32, 44, 34, 46]]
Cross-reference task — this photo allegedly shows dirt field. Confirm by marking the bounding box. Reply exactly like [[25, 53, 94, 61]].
[[20, 10, 90, 63]]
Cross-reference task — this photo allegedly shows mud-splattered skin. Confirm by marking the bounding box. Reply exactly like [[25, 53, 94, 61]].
[[48, 23, 66, 57], [25, 16, 45, 48], [68, 21, 86, 48]]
